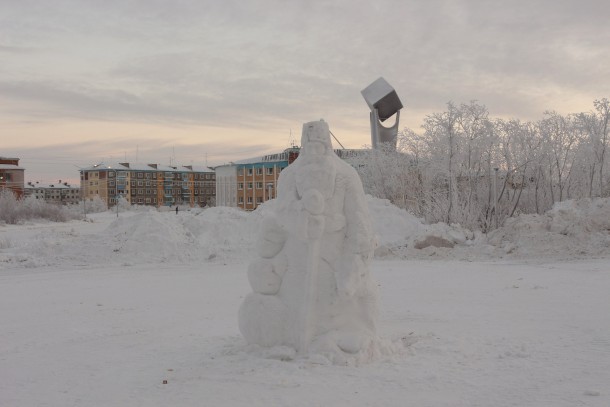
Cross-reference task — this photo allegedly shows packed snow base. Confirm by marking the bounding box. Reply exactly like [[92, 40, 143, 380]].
[[1, 198, 610, 406]]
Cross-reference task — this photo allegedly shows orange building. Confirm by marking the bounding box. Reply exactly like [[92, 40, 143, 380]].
[[215, 148, 300, 210], [80, 162, 215, 207]]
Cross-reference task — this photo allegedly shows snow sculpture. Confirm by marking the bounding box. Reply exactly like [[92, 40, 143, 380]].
[[239, 119, 382, 364]]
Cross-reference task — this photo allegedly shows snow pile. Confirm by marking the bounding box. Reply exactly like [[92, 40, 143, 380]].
[[2, 196, 610, 270], [367, 196, 610, 261], [366, 196, 477, 259], [102, 206, 261, 264], [193, 206, 261, 261], [486, 197, 610, 260], [367, 196, 424, 248], [0, 206, 260, 269]]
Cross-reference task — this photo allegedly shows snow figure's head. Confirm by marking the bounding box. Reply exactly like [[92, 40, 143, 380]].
[[302, 119, 332, 156]]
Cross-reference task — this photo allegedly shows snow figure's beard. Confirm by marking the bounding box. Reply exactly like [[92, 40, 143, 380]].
[[302, 142, 329, 164], [295, 144, 336, 201]]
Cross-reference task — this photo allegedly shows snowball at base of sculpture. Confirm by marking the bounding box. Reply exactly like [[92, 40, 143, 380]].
[[238, 119, 391, 365]]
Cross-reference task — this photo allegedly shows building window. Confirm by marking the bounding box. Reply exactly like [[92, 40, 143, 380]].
[[137, 172, 143, 178], [256, 182, 263, 189], [238, 196, 244, 203], [256, 168, 263, 175], [247, 196, 253, 203], [238, 183, 243, 190], [266, 167, 273, 175], [256, 196, 263, 204], [247, 168, 253, 176], [109, 172, 115, 178]]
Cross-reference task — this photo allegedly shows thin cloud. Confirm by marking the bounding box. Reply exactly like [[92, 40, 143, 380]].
[[1, 0, 609, 181]]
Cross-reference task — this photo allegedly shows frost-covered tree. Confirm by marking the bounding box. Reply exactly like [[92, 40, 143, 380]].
[[574, 98, 610, 197], [353, 98, 610, 231], [0, 190, 77, 224]]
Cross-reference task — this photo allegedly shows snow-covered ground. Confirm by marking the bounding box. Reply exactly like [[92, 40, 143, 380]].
[[1, 198, 609, 406]]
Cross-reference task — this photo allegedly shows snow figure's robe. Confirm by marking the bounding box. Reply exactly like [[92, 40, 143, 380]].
[[239, 120, 382, 365]]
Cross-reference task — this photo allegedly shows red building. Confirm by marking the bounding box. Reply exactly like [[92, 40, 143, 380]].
[[0, 157, 25, 198]]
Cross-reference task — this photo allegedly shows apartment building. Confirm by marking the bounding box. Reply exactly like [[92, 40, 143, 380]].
[[0, 157, 25, 198], [215, 147, 370, 210], [24, 181, 80, 204], [80, 162, 215, 207], [215, 148, 300, 210]]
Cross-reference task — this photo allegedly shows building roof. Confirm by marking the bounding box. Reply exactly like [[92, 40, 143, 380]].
[[25, 182, 79, 189], [218, 147, 300, 167], [79, 162, 130, 171], [80, 162, 214, 173], [0, 164, 25, 170]]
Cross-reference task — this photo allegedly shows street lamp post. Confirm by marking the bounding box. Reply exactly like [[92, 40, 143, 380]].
[[493, 167, 499, 229], [361, 77, 403, 151], [114, 169, 119, 218]]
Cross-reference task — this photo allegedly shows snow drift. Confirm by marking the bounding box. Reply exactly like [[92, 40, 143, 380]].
[[1, 196, 610, 270]]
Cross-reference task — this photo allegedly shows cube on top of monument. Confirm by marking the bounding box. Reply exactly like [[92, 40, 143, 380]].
[[361, 77, 403, 122]]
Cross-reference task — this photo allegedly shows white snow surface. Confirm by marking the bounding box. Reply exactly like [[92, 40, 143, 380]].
[[1, 197, 609, 406]]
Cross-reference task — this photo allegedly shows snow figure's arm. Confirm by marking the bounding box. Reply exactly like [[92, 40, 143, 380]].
[[344, 171, 375, 259], [257, 215, 286, 258], [274, 166, 310, 241], [336, 170, 376, 297]]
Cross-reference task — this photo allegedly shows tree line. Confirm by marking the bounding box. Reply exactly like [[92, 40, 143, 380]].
[[355, 98, 609, 231]]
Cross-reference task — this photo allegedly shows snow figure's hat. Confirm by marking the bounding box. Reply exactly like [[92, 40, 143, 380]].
[[302, 119, 332, 150]]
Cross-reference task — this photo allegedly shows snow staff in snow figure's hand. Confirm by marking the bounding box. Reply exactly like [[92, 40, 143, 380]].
[[238, 120, 384, 365]]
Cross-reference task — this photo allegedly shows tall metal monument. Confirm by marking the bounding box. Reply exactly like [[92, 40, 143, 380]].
[[361, 77, 403, 150]]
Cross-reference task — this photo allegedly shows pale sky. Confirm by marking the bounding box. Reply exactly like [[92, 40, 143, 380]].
[[1, 0, 609, 184]]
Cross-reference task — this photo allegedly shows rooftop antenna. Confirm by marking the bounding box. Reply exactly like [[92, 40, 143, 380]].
[[329, 129, 346, 149]]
